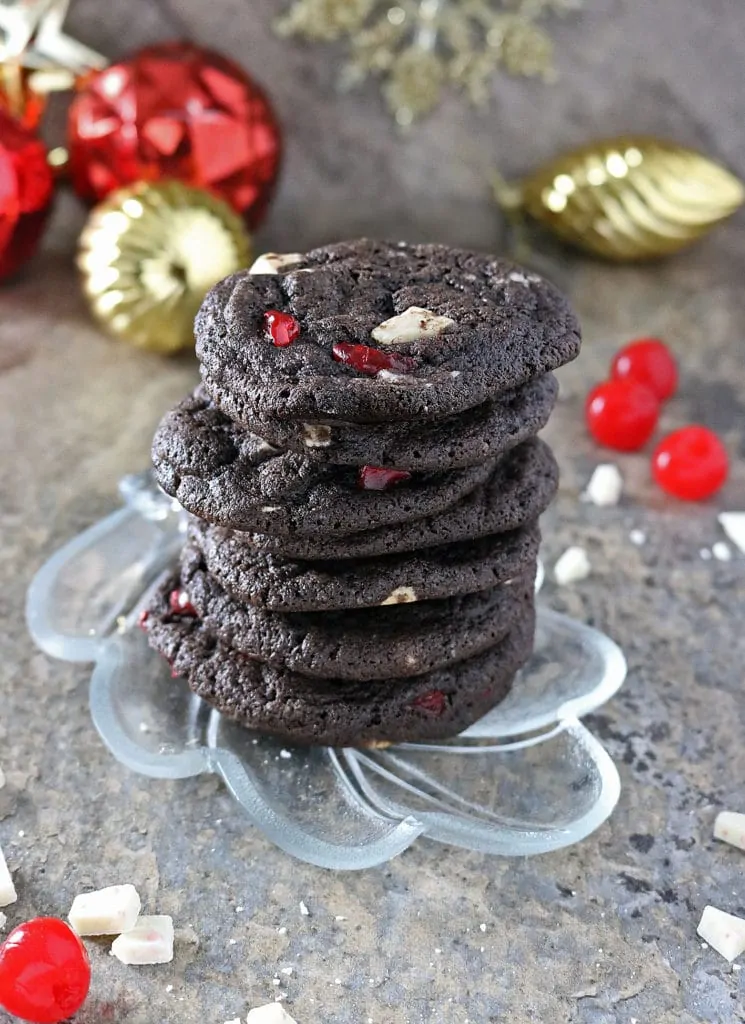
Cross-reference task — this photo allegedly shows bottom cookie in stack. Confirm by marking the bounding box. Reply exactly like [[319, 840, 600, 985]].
[[143, 576, 537, 748]]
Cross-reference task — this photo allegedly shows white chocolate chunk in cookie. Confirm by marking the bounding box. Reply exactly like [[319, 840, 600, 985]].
[[380, 586, 418, 605], [302, 423, 332, 448], [371, 306, 454, 346], [248, 252, 304, 275]]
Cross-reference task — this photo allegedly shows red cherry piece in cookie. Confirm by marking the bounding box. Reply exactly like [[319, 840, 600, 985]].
[[611, 338, 678, 401], [412, 690, 447, 715], [332, 342, 417, 376], [652, 426, 728, 501], [357, 465, 412, 490], [585, 379, 659, 451], [264, 310, 300, 347], [138, 608, 150, 630], [0, 918, 91, 1024], [169, 589, 197, 616]]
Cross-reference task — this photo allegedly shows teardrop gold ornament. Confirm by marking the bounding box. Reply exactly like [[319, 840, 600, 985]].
[[78, 181, 252, 354], [496, 136, 744, 261]]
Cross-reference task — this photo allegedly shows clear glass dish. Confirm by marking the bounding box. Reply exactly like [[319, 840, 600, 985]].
[[26, 473, 627, 870]]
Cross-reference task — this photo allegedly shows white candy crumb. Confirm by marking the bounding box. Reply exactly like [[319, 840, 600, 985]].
[[224, 1019, 242, 1024], [554, 547, 591, 585], [334, 978, 342, 985], [280, 967, 293, 975], [165, 984, 173, 993], [629, 529, 646, 546], [248, 252, 304, 275], [235, 906, 244, 913], [278, 926, 287, 935], [69, 884, 141, 936], [0, 765, 5, 789], [371, 306, 454, 346], [714, 811, 745, 852], [712, 542, 732, 562], [479, 923, 487, 933], [583, 464, 623, 507], [299, 901, 310, 916], [697, 906, 745, 962], [0, 912, 6, 930], [110, 915, 174, 965], [279, 750, 292, 760], [380, 586, 418, 605], [335, 915, 347, 921], [0, 845, 17, 907], [719, 512, 745, 554], [508, 271, 530, 284], [272, 978, 281, 986], [247, 1006, 298, 1024], [138, 722, 150, 733], [700, 548, 712, 561]]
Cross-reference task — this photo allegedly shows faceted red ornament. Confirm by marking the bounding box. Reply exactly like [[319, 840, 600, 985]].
[[264, 309, 300, 347], [0, 110, 54, 280], [0, 918, 91, 1024], [67, 41, 282, 228], [652, 426, 728, 501], [611, 338, 678, 401], [332, 342, 418, 376], [585, 379, 660, 452], [358, 465, 412, 490], [412, 690, 447, 715], [169, 589, 197, 616]]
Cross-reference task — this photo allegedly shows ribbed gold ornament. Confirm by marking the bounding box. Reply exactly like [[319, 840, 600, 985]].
[[495, 136, 744, 261], [78, 181, 252, 354]]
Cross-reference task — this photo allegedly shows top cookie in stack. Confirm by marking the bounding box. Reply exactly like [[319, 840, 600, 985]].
[[143, 239, 580, 747]]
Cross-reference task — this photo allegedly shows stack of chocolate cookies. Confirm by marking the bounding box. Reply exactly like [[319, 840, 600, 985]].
[[143, 240, 580, 747]]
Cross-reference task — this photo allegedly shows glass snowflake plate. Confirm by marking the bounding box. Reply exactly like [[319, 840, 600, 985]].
[[26, 473, 627, 870]]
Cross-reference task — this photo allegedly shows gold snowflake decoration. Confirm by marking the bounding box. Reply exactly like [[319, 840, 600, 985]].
[[276, 0, 583, 124]]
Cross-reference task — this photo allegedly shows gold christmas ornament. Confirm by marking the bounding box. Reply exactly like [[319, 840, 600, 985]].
[[276, 0, 583, 125], [494, 136, 745, 261], [78, 181, 252, 355]]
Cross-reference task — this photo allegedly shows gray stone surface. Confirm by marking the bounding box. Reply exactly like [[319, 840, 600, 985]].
[[1, 1, 745, 1021]]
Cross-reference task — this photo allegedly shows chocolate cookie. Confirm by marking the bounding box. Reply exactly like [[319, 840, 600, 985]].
[[143, 584, 536, 746], [230, 438, 558, 560], [152, 388, 495, 534], [186, 519, 540, 612], [202, 373, 558, 472], [195, 239, 581, 426], [172, 562, 534, 680]]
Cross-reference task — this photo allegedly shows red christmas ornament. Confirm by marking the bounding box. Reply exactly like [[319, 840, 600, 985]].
[[585, 378, 660, 452], [652, 426, 728, 501], [0, 917, 91, 1024], [67, 41, 282, 228], [611, 338, 678, 401], [0, 110, 54, 280]]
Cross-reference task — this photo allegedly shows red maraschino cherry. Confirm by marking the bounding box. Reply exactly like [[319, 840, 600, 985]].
[[0, 918, 91, 1024]]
